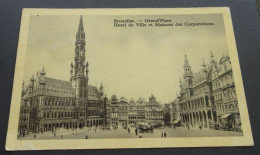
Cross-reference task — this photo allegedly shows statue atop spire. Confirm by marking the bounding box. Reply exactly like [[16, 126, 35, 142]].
[[100, 82, 104, 96], [202, 58, 206, 66], [210, 50, 214, 58]]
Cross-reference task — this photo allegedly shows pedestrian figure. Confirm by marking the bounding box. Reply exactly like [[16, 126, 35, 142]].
[[61, 134, 63, 139], [199, 125, 202, 130], [164, 132, 166, 138], [128, 128, 130, 133], [135, 128, 138, 136], [85, 135, 88, 139], [161, 132, 163, 138]]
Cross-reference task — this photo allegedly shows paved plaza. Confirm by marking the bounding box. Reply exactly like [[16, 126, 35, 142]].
[[18, 125, 243, 140]]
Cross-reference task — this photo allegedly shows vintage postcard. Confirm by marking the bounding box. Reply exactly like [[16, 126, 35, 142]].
[[6, 8, 253, 150]]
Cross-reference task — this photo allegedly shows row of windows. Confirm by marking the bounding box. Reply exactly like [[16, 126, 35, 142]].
[[43, 112, 85, 119], [216, 103, 238, 114], [45, 88, 74, 95], [193, 87, 209, 96], [43, 100, 102, 107], [21, 109, 29, 114], [44, 100, 76, 106], [20, 118, 29, 123]]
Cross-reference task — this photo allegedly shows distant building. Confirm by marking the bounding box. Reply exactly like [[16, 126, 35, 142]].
[[163, 103, 171, 125], [145, 95, 164, 124], [108, 95, 164, 126], [170, 100, 181, 125], [110, 95, 119, 126], [128, 98, 137, 125], [118, 97, 129, 126], [136, 98, 146, 123]]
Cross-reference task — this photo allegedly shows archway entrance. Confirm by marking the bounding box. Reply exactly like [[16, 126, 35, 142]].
[[79, 119, 84, 128]]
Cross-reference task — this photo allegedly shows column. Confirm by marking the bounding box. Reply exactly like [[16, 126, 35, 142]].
[[202, 112, 205, 127], [206, 111, 209, 128], [191, 113, 194, 127], [211, 109, 214, 123], [198, 112, 201, 126], [188, 114, 191, 127]]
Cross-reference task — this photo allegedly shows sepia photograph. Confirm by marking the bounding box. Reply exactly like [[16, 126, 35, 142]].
[[6, 8, 253, 150]]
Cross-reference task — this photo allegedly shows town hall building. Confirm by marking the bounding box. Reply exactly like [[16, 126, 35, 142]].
[[18, 16, 107, 135]]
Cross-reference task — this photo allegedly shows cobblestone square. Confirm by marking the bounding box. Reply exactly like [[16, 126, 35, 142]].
[[18, 125, 242, 140]]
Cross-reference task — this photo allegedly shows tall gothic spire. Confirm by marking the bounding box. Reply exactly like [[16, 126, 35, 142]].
[[41, 65, 45, 74], [78, 15, 84, 32], [71, 16, 89, 98], [74, 16, 86, 76], [210, 50, 216, 64], [184, 54, 190, 67], [76, 15, 85, 43]]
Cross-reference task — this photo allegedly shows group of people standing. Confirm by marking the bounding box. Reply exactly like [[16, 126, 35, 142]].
[[161, 131, 167, 138]]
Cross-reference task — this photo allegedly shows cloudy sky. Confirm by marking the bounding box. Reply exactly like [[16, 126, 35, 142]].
[[23, 14, 229, 103]]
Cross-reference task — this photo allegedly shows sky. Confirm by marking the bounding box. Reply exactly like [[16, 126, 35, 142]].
[[23, 14, 229, 103]]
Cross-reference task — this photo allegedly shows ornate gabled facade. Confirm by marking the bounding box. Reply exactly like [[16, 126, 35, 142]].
[[179, 53, 216, 129], [212, 55, 240, 130], [18, 16, 107, 136], [145, 95, 164, 123], [177, 52, 241, 131], [108, 95, 164, 126]]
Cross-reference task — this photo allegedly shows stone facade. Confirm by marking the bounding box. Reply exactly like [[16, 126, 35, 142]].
[[18, 16, 106, 135], [145, 95, 164, 124], [108, 95, 163, 126], [176, 52, 241, 131]]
